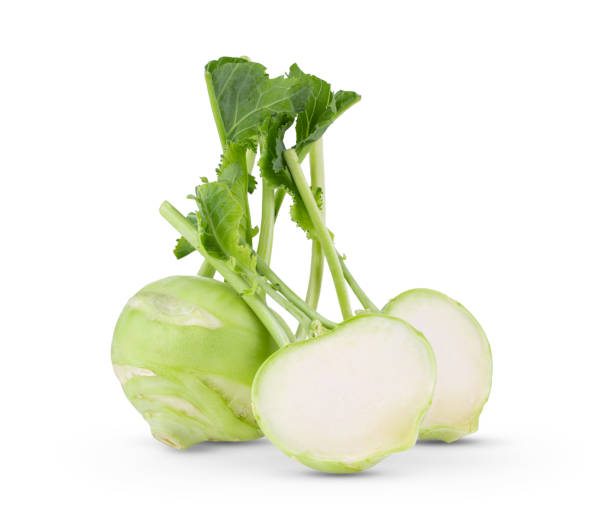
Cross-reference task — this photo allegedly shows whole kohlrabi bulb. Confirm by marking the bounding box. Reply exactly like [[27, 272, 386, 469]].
[[111, 276, 277, 448]]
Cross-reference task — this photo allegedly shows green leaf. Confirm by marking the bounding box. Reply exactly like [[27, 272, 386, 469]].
[[205, 58, 311, 148], [258, 113, 296, 192], [216, 142, 256, 245], [193, 182, 255, 271], [173, 212, 198, 259], [248, 173, 257, 194], [217, 144, 249, 205], [288, 64, 360, 157], [173, 237, 194, 259]]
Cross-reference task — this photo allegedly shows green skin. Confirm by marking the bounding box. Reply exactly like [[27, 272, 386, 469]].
[[111, 276, 277, 448], [384, 288, 492, 443], [251, 314, 437, 474]]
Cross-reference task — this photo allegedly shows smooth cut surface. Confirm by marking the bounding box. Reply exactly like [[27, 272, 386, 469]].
[[385, 289, 492, 442], [252, 314, 436, 473]]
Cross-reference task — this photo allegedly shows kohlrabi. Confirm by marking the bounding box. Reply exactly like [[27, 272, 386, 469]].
[[112, 276, 276, 448], [114, 55, 492, 472], [252, 315, 436, 473], [384, 289, 492, 442]]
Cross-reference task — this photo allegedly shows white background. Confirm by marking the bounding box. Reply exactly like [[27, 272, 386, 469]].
[[2, 1, 611, 530]]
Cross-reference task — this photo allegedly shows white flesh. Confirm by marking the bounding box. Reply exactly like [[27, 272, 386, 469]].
[[385, 289, 492, 441], [252, 315, 436, 469]]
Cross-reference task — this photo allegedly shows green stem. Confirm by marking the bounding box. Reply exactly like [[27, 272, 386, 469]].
[[245, 149, 256, 173], [284, 149, 353, 320], [205, 71, 226, 147], [337, 251, 379, 311], [241, 149, 253, 248], [255, 257, 337, 330], [256, 179, 275, 265], [296, 143, 314, 163], [297, 139, 326, 339], [268, 307, 296, 343], [254, 278, 312, 331], [274, 189, 286, 219], [160, 201, 291, 348], [198, 261, 216, 278]]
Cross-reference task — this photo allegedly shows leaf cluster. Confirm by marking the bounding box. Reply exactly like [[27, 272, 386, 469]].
[[174, 56, 359, 270]]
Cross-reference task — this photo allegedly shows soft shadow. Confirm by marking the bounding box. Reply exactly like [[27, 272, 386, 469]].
[[298, 438, 503, 477], [417, 436, 506, 447], [180, 438, 271, 453], [375, 436, 516, 478], [300, 468, 385, 479], [205, 439, 271, 447], [273, 464, 387, 479]]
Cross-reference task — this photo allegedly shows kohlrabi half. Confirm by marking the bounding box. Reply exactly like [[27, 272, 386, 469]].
[[111, 276, 276, 448], [384, 289, 492, 442], [252, 314, 436, 473]]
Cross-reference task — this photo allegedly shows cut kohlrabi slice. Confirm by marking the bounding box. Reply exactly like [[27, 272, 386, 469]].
[[111, 276, 276, 448], [384, 289, 492, 442], [251, 314, 436, 473]]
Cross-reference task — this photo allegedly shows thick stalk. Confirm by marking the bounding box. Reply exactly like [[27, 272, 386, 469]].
[[255, 257, 337, 330], [242, 148, 254, 248], [296, 143, 313, 163], [197, 261, 216, 278], [284, 149, 353, 320], [245, 149, 256, 173], [337, 251, 379, 311], [254, 278, 313, 331], [268, 307, 296, 343], [297, 139, 326, 338], [160, 201, 291, 348], [256, 179, 275, 265], [205, 71, 226, 147]]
